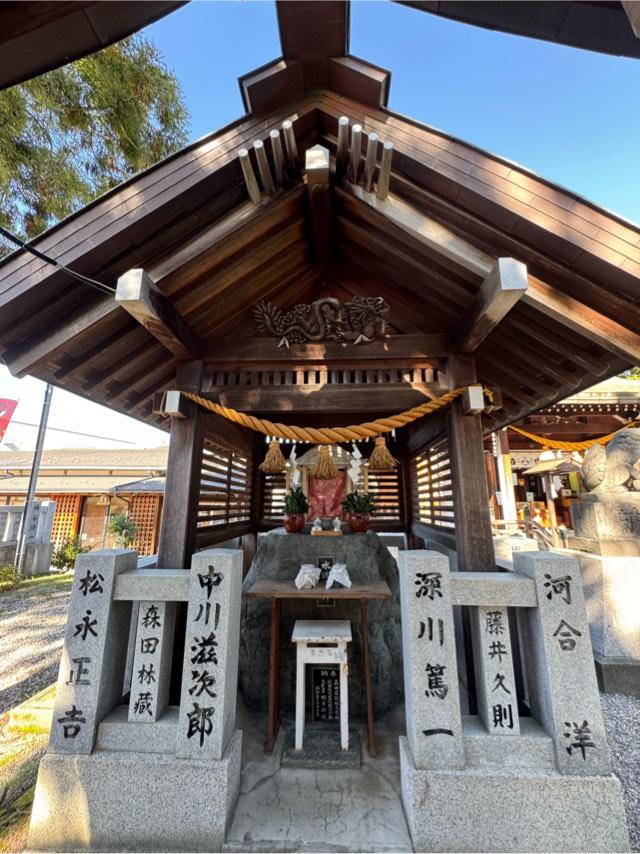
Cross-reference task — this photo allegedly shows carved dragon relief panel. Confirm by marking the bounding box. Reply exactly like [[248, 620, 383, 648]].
[[253, 296, 390, 349]]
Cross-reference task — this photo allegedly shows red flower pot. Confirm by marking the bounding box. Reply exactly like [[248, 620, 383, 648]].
[[348, 512, 370, 533], [283, 513, 306, 534]]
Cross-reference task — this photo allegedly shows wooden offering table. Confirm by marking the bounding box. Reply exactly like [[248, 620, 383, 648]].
[[245, 579, 391, 756]]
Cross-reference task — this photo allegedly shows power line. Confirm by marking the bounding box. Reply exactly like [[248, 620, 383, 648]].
[[9, 419, 136, 445], [0, 225, 116, 297]]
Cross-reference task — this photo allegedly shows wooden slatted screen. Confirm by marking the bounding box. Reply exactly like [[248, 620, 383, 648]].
[[51, 494, 82, 548], [261, 472, 286, 522], [411, 439, 455, 530], [129, 494, 161, 556], [195, 434, 252, 548], [366, 468, 402, 522]]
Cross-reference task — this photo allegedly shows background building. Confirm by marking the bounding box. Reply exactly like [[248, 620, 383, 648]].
[[0, 447, 166, 555]]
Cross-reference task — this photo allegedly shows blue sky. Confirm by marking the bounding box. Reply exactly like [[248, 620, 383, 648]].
[[144, 0, 640, 224]]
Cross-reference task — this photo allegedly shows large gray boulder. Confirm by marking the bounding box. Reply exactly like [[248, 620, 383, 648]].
[[239, 530, 403, 718]]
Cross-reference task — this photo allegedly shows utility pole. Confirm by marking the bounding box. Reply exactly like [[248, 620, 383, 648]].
[[15, 383, 53, 575]]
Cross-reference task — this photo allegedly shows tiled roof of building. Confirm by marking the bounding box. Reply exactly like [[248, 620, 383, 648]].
[[0, 446, 168, 471]]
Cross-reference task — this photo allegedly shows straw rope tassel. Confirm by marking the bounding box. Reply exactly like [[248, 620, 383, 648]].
[[259, 440, 286, 473], [310, 445, 340, 480], [368, 435, 398, 470]]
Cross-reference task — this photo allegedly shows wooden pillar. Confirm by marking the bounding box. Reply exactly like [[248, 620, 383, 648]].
[[157, 397, 204, 569], [446, 355, 495, 572]]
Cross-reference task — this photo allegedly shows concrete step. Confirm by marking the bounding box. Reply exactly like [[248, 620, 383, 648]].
[[463, 715, 556, 770]]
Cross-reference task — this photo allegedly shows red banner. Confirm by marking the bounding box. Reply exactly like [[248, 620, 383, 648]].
[[0, 399, 18, 442]]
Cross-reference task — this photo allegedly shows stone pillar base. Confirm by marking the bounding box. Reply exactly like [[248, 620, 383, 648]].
[[399, 736, 629, 852], [27, 730, 242, 853], [595, 653, 640, 697]]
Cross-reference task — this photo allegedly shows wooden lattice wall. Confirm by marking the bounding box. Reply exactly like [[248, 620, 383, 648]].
[[366, 468, 403, 524], [195, 422, 253, 549], [410, 439, 455, 531], [261, 471, 287, 522], [129, 494, 162, 556], [50, 494, 82, 548]]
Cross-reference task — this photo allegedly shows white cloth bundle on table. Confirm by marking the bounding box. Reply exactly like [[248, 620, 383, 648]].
[[325, 563, 351, 589], [295, 564, 321, 590]]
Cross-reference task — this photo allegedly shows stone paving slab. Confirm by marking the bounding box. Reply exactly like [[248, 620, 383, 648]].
[[225, 702, 412, 854]]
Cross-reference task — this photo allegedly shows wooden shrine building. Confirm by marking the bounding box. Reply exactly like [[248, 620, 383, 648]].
[[4, 4, 640, 851], [1, 0, 640, 578]]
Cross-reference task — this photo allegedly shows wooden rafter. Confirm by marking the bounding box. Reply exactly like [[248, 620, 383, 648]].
[[342, 184, 640, 366], [4, 298, 113, 378], [115, 269, 197, 359]]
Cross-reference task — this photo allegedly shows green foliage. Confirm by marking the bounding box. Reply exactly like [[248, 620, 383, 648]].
[[620, 367, 640, 379], [0, 564, 21, 591], [284, 486, 309, 514], [341, 490, 376, 514], [51, 538, 91, 571], [108, 512, 139, 548], [0, 35, 189, 253]]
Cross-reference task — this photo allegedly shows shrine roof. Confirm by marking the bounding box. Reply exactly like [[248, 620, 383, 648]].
[[0, 1, 185, 90], [0, 1, 639, 436]]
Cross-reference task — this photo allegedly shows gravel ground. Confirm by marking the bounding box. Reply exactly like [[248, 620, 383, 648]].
[[601, 692, 640, 851], [0, 575, 72, 716]]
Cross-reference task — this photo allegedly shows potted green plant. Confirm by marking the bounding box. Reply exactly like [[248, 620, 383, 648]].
[[341, 490, 375, 533], [283, 486, 309, 534]]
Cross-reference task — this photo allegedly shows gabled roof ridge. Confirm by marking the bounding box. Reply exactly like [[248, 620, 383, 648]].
[[2, 82, 638, 276], [382, 104, 640, 235]]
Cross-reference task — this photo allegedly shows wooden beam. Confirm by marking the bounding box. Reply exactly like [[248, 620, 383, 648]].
[[115, 269, 198, 359], [10, 190, 304, 382], [200, 333, 449, 368], [305, 144, 331, 266], [461, 385, 485, 415], [198, 382, 444, 414], [152, 390, 188, 418], [344, 184, 640, 366], [525, 275, 640, 365], [253, 139, 275, 195], [238, 147, 261, 204], [336, 116, 349, 181], [376, 141, 393, 200], [363, 132, 378, 192], [149, 188, 304, 284], [457, 258, 528, 353], [343, 184, 492, 277], [3, 297, 114, 378]]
